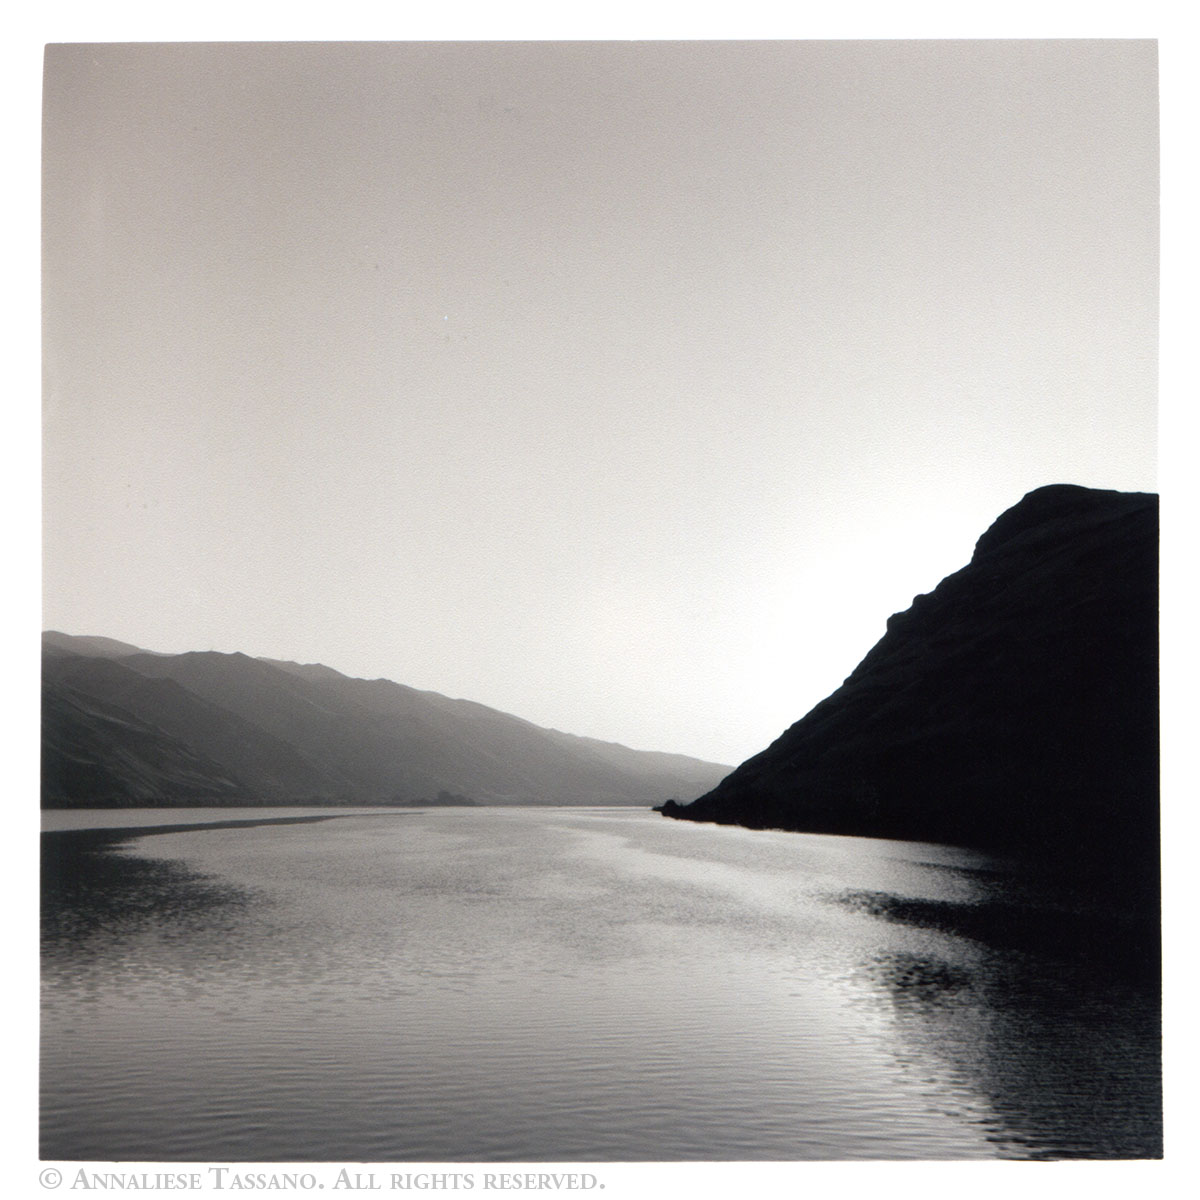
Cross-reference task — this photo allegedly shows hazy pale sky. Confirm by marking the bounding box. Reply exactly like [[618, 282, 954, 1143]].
[[42, 40, 1158, 765]]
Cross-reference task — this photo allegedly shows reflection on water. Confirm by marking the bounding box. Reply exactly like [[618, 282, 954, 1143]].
[[859, 948, 1160, 1158], [832, 855, 1162, 1159], [43, 833, 259, 947], [864, 940, 1161, 1156], [869, 951, 974, 1002], [837, 881, 1160, 984], [41, 808, 1161, 1161]]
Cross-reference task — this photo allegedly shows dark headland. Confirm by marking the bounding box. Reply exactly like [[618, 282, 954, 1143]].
[[661, 484, 1159, 961]]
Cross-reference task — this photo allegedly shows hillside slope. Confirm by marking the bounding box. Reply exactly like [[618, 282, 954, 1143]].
[[42, 636, 730, 807], [662, 485, 1159, 890]]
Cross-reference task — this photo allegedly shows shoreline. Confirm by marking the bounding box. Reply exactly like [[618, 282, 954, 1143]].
[[41, 811, 410, 852]]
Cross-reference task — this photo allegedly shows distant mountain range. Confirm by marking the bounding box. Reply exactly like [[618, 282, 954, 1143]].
[[662, 485, 1159, 893], [41, 633, 731, 808]]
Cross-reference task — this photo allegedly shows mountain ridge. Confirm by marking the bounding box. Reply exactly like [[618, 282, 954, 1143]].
[[42, 634, 731, 808]]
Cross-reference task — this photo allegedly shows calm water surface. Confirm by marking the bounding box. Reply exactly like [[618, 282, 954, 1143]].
[[41, 807, 1160, 1161]]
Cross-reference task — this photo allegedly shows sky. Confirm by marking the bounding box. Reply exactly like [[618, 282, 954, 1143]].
[[41, 39, 1159, 766]]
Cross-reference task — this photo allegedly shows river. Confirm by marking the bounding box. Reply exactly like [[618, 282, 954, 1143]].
[[40, 806, 1160, 1160]]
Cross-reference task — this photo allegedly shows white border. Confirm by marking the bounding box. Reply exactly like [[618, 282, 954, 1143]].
[[8, 7, 1197, 1199]]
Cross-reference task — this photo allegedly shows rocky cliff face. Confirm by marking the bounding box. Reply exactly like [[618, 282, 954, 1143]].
[[663, 485, 1159, 889]]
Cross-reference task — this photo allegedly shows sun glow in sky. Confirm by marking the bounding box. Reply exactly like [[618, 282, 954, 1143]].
[[41, 40, 1157, 766]]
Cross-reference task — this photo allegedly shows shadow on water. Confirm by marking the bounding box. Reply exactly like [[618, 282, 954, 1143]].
[[837, 887, 1160, 985], [41, 830, 260, 954], [835, 886, 1162, 1159]]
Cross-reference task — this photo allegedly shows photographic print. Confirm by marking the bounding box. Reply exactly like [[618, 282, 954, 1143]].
[[40, 39, 1161, 1167]]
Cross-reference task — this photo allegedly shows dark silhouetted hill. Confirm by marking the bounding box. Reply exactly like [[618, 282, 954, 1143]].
[[41, 634, 730, 808], [662, 485, 1159, 896]]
